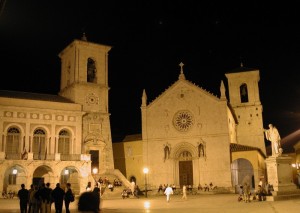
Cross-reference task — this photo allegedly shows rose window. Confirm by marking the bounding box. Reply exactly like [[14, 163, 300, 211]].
[[173, 110, 194, 132]]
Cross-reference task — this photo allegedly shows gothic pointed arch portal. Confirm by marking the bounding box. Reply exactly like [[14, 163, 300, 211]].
[[173, 143, 197, 188]]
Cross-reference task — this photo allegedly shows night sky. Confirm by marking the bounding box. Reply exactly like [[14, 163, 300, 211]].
[[1, 1, 300, 148]]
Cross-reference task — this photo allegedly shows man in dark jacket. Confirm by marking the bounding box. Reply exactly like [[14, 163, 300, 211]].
[[64, 183, 74, 213], [18, 183, 29, 213], [51, 183, 65, 213], [35, 182, 52, 213]]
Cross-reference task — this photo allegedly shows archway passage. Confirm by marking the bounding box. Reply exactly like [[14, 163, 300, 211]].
[[179, 160, 193, 187], [231, 158, 254, 192]]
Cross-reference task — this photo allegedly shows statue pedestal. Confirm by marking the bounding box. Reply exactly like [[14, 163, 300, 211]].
[[265, 155, 300, 200]]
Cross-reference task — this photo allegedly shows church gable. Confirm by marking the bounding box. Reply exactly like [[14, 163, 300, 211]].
[[145, 80, 230, 138]]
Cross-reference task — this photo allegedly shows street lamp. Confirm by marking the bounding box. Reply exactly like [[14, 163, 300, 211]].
[[143, 167, 149, 198], [92, 167, 98, 185], [12, 168, 18, 175]]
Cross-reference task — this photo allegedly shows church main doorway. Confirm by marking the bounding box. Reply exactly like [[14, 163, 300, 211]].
[[179, 160, 193, 187]]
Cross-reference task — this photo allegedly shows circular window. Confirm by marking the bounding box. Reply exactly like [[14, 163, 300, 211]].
[[173, 110, 194, 132], [86, 93, 99, 105]]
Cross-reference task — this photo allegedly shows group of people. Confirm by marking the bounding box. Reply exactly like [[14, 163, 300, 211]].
[[157, 184, 177, 194], [98, 177, 122, 187], [238, 179, 273, 203], [2, 190, 15, 199], [17, 182, 74, 213], [198, 183, 217, 191], [121, 184, 142, 199]]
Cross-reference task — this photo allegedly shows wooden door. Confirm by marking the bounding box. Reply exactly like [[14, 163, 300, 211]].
[[179, 161, 193, 187]]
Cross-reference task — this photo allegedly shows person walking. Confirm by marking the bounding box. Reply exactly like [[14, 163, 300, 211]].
[[18, 183, 29, 213], [51, 183, 65, 213], [243, 182, 251, 203], [29, 185, 38, 213], [182, 185, 187, 200], [27, 184, 34, 213], [64, 183, 74, 213], [45, 183, 53, 213], [35, 182, 52, 213], [164, 185, 173, 202]]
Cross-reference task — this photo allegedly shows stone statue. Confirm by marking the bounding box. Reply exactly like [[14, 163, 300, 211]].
[[198, 143, 205, 157], [164, 144, 170, 161], [264, 124, 282, 156]]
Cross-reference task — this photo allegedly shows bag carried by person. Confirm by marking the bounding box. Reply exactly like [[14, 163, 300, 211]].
[[70, 193, 75, 202]]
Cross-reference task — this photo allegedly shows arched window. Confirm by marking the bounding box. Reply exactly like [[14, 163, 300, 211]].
[[6, 127, 20, 155], [58, 130, 70, 154], [240, 83, 249, 103], [33, 129, 46, 160], [87, 58, 96, 83]]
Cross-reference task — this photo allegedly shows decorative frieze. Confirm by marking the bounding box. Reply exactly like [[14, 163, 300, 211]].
[[56, 115, 64, 121], [17, 112, 26, 118], [30, 113, 39, 119], [68, 116, 75, 122], [43, 114, 52, 120], [4, 111, 12, 117]]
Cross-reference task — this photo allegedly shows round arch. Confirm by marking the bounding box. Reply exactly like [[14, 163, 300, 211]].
[[30, 125, 51, 136], [60, 166, 80, 194], [32, 165, 54, 187], [3, 123, 25, 135], [231, 158, 254, 192], [56, 126, 75, 138], [2, 164, 28, 192]]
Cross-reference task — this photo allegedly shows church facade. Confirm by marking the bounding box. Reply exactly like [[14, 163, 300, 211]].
[[114, 64, 267, 191], [0, 38, 115, 194]]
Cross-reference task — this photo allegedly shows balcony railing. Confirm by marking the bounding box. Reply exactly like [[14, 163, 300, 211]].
[[33, 154, 55, 160], [5, 154, 21, 160], [4, 153, 89, 161], [60, 154, 82, 161]]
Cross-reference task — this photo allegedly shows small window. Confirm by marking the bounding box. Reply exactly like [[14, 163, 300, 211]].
[[240, 83, 248, 103], [87, 58, 96, 83]]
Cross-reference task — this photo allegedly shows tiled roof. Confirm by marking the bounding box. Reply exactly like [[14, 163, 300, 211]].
[[0, 90, 73, 103], [230, 143, 266, 158]]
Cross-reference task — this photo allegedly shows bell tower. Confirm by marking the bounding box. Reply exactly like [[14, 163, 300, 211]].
[[58, 35, 114, 173], [225, 65, 266, 155]]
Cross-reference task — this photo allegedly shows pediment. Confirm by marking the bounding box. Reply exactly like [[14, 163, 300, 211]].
[[147, 79, 220, 109]]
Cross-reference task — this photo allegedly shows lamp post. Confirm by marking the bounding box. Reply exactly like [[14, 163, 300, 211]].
[[143, 167, 149, 198]]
